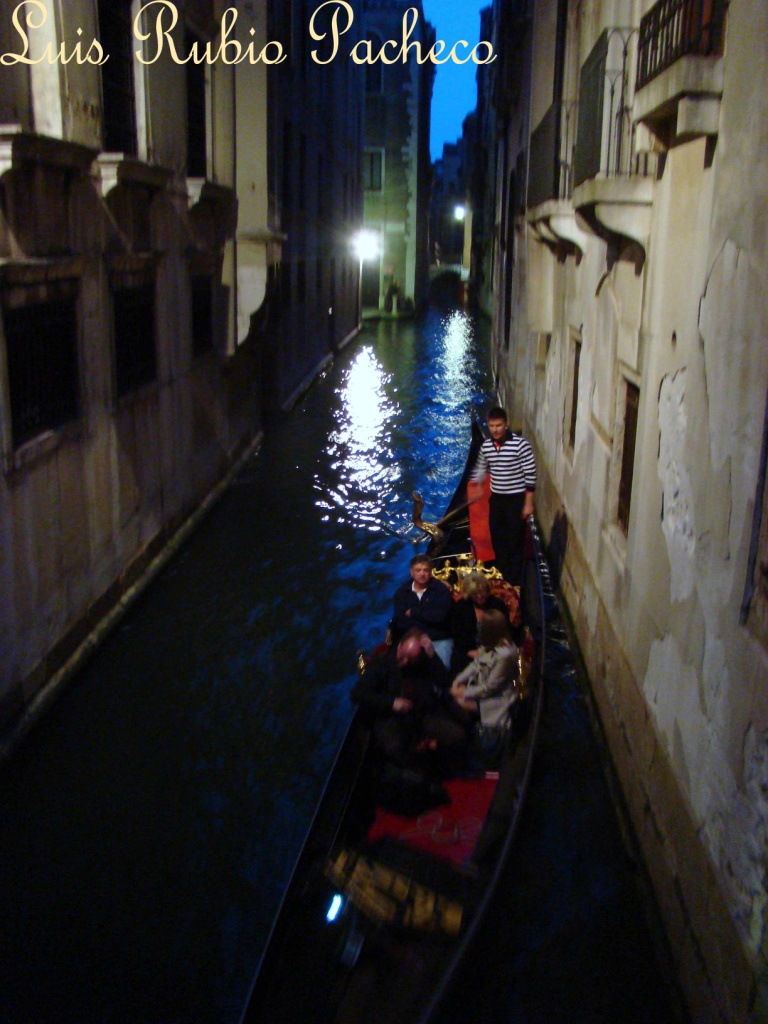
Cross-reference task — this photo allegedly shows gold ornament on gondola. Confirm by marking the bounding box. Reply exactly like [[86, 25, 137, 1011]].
[[411, 491, 445, 545]]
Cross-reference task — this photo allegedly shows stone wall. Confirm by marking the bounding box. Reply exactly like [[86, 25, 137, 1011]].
[[489, 0, 768, 1018], [534, 452, 759, 1023]]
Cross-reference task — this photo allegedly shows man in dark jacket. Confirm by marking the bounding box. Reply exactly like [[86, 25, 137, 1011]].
[[391, 554, 454, 667], [352, 628, 465, 768]]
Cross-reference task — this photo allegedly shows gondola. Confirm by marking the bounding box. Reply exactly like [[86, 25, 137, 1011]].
[[239, 409, 547, 1024]]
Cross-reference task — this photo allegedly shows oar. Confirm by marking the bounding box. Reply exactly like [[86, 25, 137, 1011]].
[[434, 494, 482, 529]]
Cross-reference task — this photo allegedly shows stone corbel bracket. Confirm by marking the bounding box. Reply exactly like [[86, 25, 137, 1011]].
[[95, 154, 173, 197], [0, 125, 97, 179], [528, 199, 590, 263], [573, 175, 654, 272], [186, 178, 238, 250]]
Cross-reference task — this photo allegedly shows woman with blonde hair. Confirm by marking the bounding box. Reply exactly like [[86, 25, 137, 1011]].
[[449, 570, 508, 675], [450, 609, 519, 753]]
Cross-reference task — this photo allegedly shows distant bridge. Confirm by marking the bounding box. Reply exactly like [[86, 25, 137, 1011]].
[[428, 262, 469, 282]]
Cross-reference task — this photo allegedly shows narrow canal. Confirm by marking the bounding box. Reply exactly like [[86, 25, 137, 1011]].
[[0, 310, 497, 1024], [1, 308, 685, 1024]]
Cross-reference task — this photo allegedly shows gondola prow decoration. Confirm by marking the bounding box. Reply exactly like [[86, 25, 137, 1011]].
[[412, 490, 482, 552], [411, 491, 445, 547]]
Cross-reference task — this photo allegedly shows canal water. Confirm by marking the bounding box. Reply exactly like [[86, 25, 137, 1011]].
[[0, 310, 497, 1024]]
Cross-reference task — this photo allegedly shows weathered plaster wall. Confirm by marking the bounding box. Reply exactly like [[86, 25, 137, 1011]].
[[0, 2, 272, 733], [494, 0, 768, 1018], [0, 173, 264, 727]]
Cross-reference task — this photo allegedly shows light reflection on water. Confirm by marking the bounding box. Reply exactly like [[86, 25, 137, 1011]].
[[0, 307, 493, 1024], [317, 345, 400, 532], [318, 309, 488, 544], [440, 310, 475, 391]]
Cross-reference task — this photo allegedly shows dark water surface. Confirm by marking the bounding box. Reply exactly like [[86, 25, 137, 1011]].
[[0, 311, 494, 1024]]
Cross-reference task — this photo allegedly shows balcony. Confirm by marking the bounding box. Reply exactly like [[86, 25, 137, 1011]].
[[634, 0, 726, 146], [571, 29, 656, 270], [527, 101, 589, 262]]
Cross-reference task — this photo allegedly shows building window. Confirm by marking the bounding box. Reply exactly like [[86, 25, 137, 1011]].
[[617, 380, 640, 533], [568, 338, 581, 450], [98, 0, 137, 155], [186, 29, 207, 177], [282, 122, 293, 213], [317, 152, 326, 225], [365, 36, 384, 93], [363, 149, 383, 192], [280, 261, 292, 311], [299, 132, 307, 212], [3, 288, 80, 449], [191, 275, 213, 357], [113, 279, 156, 398], [742, 392, 768, 645]]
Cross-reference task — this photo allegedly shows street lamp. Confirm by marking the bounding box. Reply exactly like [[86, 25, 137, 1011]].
[[352, 230, 381, 322], [352, 229, 381, 262], [453, 204, 466, 221]]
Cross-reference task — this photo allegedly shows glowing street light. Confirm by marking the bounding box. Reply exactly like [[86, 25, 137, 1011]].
[[352, 229, 381, 262], [454, 204, 466, 221]]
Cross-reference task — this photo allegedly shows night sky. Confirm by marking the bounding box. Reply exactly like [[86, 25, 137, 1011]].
[[422, 0, 489, 159]]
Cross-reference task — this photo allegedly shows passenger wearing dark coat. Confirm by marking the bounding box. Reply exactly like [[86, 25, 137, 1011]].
[[351, 629, 465, 768], [392, 554, 454, 667]]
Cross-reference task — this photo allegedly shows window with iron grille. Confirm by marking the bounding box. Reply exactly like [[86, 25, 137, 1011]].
[[186, 30, 207, 177], [617, 380, 640, 533], [637, 0, 728, 91], [363, 150, 383, 191], [191, 275, 214, 357], [113, 280, 157, 397], [98, 0, 137, 154], [3, 289, 80, 449]]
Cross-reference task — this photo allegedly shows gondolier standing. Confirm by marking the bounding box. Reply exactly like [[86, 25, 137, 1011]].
[[469, 406, 536, 586]]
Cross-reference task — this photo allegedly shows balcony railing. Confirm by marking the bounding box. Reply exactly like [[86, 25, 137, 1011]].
[[636, 0, 727, 91], [574, 29, 639, 187], [528, 100, 578, 209]]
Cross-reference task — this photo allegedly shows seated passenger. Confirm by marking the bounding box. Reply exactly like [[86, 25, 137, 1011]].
[[450, 610, 519, 752], [450, 570, 509, 675], [352, 627, 465, 769], [392, 554, 454, 669]]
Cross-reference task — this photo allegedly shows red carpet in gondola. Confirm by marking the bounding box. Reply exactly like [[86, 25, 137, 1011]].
[[367, 774, 499, 866]]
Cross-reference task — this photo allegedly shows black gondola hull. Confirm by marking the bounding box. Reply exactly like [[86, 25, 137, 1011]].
[[240, 412, 547, 1024]]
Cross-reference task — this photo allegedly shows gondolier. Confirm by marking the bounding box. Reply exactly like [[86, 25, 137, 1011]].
[[469, 406, 536, 586]]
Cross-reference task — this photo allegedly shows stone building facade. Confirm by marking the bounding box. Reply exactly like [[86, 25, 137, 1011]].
[[483, 0, 768, 1019], [360, 0, 434, 312], [265, 0, 363, 408], [430, 138, 466, 267], [0, 0, 363, 737]]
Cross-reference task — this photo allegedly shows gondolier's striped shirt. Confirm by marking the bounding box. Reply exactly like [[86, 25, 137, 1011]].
[[471, 432, 537, 495]]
